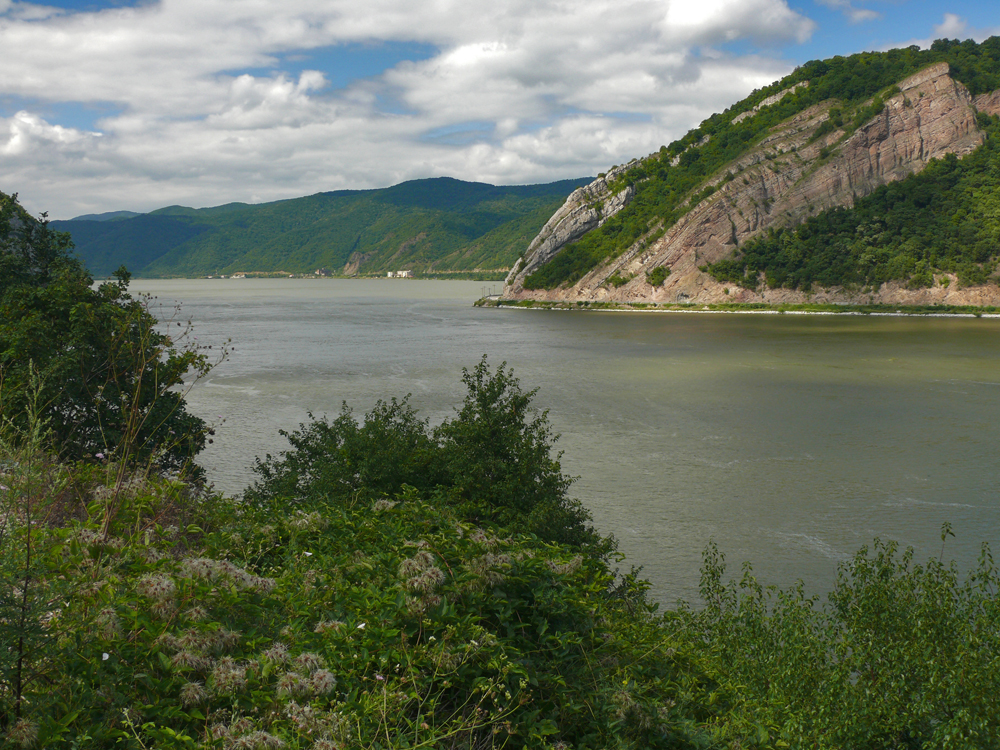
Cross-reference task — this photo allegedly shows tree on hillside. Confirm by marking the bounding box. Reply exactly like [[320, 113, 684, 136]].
[[0, 191, 213, 474]]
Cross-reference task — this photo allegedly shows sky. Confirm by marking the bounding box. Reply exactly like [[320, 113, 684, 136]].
[[1, 0, 998, 218]]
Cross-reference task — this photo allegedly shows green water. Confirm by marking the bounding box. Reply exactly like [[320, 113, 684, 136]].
[[133, 278, 1000, 604]]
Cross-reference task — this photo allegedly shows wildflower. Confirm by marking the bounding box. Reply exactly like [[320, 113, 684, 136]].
[[102, 652, 110, 661], [356, 622, 366, 630], [373, 498, 398, 511], [171, 650, 212, 671], [309, 669, 337, 694], [6, 718, 39, 748], [303, 551, 313, 557], [263, 642, 290, 664], [96, 608, 122, 640], [294, 652, 325, 674], [211, 657, 248, 695], [137, 574, 176, 601], [150, 599, 177, 620], [184, 606, 209, 621], [180, 681, 208, 707], [276, 671, 307, 698], [95, 452, 105, 459], [231, 731, 285, 749]]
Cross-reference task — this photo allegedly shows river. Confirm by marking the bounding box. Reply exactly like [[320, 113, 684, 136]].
[[132, 278, 1000, 605]]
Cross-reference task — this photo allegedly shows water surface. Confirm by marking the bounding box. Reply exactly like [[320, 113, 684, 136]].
[[133, 278, 1000, 604]]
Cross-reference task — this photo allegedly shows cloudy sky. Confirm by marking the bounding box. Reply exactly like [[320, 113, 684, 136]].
[[1, 0, 997, 218]]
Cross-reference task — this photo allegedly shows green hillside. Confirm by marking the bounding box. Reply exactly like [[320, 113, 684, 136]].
[[53, 177, 590, 278], [524, 37, 1000, 291]]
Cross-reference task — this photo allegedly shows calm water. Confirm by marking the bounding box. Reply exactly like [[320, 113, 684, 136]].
[[133, 278, 1000, 605]]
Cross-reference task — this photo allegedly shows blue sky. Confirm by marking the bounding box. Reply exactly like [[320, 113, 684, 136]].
[[1, 0, 997, 218]]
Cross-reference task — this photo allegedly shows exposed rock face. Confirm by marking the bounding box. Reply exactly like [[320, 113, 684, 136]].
[[505, 64, 1000, 306], [504, 162, 638, 286], [974, 90, 1000, 117]]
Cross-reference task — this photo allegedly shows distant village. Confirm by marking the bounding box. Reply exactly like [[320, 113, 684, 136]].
[[204, 268, 413, 279]]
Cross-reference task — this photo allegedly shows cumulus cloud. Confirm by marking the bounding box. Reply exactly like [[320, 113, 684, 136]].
[[816, 0, 879, 24], [0, 0, 816, 217], [934, 13, 968, 39]]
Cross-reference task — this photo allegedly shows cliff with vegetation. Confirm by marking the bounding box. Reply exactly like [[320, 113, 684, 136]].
[[505, 39, 1000, 306], [52, 177, 590, 279]]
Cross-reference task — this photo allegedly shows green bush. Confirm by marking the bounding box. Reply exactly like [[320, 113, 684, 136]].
[[646, 266, 670, 286]]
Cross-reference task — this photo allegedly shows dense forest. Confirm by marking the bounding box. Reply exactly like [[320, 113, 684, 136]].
[[52, 177, 590, 279], [523, 37, 1000, 291], [5, 191, 1000, 748]]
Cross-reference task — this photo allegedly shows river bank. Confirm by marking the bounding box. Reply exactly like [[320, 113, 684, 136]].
[[479, 298, 1000, 317]]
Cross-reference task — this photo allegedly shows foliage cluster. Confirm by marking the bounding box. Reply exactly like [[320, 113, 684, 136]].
[[646, 266, 670, 287], [53, 178, 591, 278], [707, 115, 1000, 291], [524, 37, 1000, 290], [677, 535, 1000, 747], [1, 191, 215, 474]]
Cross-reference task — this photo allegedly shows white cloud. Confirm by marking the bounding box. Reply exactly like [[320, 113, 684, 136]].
[[0, 0, 816, 217], [934, 13, 968, 39], [816, 0, 879, 24]]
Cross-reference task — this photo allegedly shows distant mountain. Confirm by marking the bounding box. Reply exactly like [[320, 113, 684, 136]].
[[505, 38, 1000, 307], [52, 177, 592, 278], [69, 210, 144, 222]]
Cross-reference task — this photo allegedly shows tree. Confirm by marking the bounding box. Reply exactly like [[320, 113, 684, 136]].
[[0, 191, 212, 474], [247, 356, 609, 552], [435, 356, 604, 550]]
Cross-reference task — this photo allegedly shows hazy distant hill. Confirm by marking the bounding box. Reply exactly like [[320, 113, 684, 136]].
[[53, 177, 591, 278]]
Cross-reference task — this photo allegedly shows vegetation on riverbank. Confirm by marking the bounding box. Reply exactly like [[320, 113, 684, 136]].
[[6, 191, 1000, 748], [480, 297, 1000, 316]]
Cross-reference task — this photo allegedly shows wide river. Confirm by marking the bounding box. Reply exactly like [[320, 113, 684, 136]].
[[133, 278, 1000, 606]]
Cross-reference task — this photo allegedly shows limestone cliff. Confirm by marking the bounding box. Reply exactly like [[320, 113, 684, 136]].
[[504, 162, 639, 286], [505, 64, 1000, 306]]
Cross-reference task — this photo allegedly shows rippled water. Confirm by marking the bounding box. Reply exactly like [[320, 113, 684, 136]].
[[132, 278, 1000, 605]]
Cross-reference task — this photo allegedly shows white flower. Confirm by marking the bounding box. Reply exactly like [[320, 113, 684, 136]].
[[356, 623, 366, 630], [102, 652, 110, 661], [303, 552, 313, 557]]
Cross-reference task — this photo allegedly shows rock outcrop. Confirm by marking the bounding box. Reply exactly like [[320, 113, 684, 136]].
[[505, 64, 1000, 306], [504, 162, 639, 286]]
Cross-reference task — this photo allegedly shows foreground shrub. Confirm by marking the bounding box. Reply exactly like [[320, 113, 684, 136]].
[[675, 531, 1000, 748], [1, 444, 711, 748]]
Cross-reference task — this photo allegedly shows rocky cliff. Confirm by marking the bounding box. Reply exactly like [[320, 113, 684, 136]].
[[505, 64, 1000, 306]]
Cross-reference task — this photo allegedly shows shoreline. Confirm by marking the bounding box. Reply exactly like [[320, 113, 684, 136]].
[[477, 298, 1000, 318]]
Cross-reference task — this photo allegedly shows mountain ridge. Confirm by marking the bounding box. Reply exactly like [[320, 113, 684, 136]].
[[53, 176, 592, 278], [504, 39, 1000, 306]]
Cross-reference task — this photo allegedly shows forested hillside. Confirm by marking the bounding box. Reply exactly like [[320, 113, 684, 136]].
[[53, 177, 590, 278], [516, 37, 1000, 298]]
